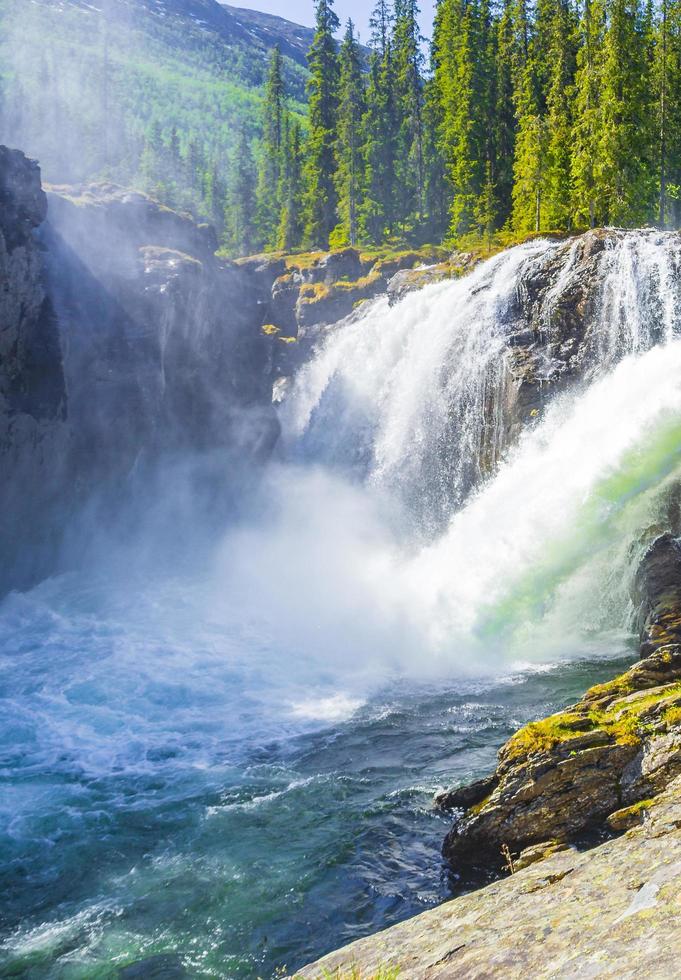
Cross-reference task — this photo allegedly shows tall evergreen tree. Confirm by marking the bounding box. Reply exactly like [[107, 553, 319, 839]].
[[333, 20, 366, 246], [361, 0, 399, 243], [393, 0, 426, 230], [225, 128, 258, 256], [598, 0, 655, 224], [571, 0, 606, 226], [256, 46, 286, 248], [303, 0, 341, 248], [493, 0, 517, 226], [542, 0, 577, 228], [511, 0, 548, 232], [278, 115, 306, 250], [653, 0, 681, 225]]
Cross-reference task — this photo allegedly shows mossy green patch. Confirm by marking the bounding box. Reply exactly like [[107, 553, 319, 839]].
[[503, 680, 681, 766]]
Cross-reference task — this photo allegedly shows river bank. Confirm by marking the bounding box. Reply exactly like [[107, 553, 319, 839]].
[[296, 537, 681, 978]]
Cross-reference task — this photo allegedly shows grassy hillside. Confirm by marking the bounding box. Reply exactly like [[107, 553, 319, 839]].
[[0, 0, 308, 233]]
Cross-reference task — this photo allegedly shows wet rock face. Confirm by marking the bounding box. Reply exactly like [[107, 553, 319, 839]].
[[0, 147, 68, 592], [633, 533, 681, 655], [0, 155, 280, 592], [43, 180, 279, 483], [440, 534, 681, 874]]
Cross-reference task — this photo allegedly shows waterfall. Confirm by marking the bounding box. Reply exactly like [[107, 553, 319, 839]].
[[6, 229, 681, 977], [265, 230, 681, 665]]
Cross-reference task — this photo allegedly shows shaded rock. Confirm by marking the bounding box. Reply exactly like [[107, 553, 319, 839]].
[[45, 181, 218, 269], [0, 149, 280, 593], [43, 181, 280, 478], [316, 246, 363, 284], [434, 774, 498, 812], [632, 533, 681, 655], [0, 146, 68, 592]]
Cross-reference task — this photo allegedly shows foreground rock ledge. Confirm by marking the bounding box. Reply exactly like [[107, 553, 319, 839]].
[[294, 535, 681, 977], [294, 774, 681, 979]]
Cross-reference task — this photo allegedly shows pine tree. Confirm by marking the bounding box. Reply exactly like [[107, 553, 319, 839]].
[[278, 115, 306, 250], [571, 0, 606, 226], [434, 0, 493, 239], [256, 46, 286, 248], [493, 0, 517, 227], [361, 0, 399, 243], [653, 0, 681, 226], [332, 20, 366, 246], [393, 0, 426, 231], [303, 0, 341, 248], [225, 128, 258, 256], [542, 0, 577, 228], [511, 0, 548, 232], [598, 0, 655, 224]]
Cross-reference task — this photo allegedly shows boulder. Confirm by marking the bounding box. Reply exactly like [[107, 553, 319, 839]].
[[442, 639, 681, 871]]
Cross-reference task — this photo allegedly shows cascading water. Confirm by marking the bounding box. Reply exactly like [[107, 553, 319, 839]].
[[4, 230, 681, 977]]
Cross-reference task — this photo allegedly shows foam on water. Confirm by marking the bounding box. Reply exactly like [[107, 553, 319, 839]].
[[4, 231, 681, 975]]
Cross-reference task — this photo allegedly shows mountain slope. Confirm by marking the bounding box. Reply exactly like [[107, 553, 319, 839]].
[[222, 4, 315, 68], [0, 0, 310, 234]]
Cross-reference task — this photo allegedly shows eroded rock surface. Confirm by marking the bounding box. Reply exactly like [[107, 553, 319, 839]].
[[441, 645, 681, 869], [294, 774, 681, 979]]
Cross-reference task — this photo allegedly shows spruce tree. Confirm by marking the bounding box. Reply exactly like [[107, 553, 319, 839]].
[[278, 115, 306, 250], [571, 0, 606, 226], [303, 0, 341, 248], [333, 20, 366, 246], [598, 0, 655, 224], [225, 128, 258, 257], [542, 0, 577, 228], [494, 0, 517, 227], [361, 0, 399, 243], [511, 0, 548, 232], [393, 0, 426, 231], [256, 46, 286, 249], [653, 0, 681, 226]]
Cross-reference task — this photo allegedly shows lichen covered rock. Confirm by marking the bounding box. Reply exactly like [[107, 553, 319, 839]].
[[440, 644, 681, 870], [295, 775, 681, 979]]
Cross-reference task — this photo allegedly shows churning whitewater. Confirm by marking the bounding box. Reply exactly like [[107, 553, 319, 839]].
[[4, 232, 681, 976]]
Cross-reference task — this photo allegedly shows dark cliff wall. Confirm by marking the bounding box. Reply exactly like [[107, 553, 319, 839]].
[[0, 149, 279, 593], [0, 147, 68, 592]]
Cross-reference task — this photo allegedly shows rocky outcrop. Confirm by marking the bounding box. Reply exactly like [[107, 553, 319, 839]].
[[243, 246, 453, 341], [43, 181, 278, 478], [434, 532, 681, 878], [441, 645, 681, 870], [633, 533, 681, 655], [0, 147, 68, 592], [0, 154, 279, 592], [295, 772, 681, 979]]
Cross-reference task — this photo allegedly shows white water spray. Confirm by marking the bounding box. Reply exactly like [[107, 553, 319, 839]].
[[246, 231, 681, 671]]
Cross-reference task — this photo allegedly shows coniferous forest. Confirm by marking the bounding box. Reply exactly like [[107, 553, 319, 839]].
[[2, 0, 680, 256], [245, 0, 681, 257]]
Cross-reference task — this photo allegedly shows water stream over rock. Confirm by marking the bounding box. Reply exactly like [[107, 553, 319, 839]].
[[4, 228, 681, 976]]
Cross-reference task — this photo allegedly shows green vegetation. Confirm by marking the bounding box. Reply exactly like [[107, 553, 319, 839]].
[[503, 679, 681, 763], [4, 0, 681, 257], [0, 0, 307, 240], [250, 0, 681, 257]]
